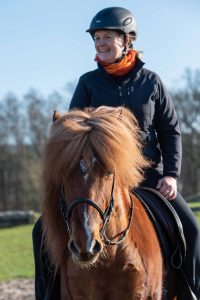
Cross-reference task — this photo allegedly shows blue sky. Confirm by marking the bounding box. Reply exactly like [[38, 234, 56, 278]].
[[0, 0, 200, 101]]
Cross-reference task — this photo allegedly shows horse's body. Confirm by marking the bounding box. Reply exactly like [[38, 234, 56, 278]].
[[42, 106, 177, 299]]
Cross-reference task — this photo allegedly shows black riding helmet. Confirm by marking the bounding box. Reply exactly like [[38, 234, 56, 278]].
[[86, 7, 137, 40]]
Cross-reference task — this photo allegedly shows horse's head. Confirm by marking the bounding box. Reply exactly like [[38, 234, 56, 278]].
[[42, 106, 150, 268], [62, 156, 117, 266]]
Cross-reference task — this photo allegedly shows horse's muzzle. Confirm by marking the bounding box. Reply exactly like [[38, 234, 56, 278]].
[[68, 239, 103, 265]]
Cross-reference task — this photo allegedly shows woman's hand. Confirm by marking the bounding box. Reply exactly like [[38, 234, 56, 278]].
[[156, 176, 177, 200]]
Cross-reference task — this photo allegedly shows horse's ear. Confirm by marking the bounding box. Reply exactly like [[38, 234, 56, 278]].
[[53, 110, 62, 123]]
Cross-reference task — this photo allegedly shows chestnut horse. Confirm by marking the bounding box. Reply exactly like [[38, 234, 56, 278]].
[[42, 106, 177, 299]]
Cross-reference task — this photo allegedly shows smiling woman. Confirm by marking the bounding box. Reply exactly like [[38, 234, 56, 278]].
[[69, 7, 200, 299]]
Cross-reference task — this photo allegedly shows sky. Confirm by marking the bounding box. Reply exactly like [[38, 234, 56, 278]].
[[0, 0, 200, 101]]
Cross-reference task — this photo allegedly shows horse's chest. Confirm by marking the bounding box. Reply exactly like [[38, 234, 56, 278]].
[[62, 265, 147, 300]]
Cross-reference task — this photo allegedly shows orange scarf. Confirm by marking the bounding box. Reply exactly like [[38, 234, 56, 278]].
[[96, 49, 137, 76]]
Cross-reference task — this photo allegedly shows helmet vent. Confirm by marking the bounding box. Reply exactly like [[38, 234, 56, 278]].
[[123, 17, 132, 26]]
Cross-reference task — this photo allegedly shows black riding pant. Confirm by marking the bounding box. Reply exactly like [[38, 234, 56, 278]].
[[143, 171, 200, 299]]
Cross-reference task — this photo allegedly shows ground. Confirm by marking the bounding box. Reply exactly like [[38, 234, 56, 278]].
[[0, 279, 34, 300]]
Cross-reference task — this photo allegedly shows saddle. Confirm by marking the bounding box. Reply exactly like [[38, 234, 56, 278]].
[[133, 187, 186, 269], [133, 187, 200, 299]]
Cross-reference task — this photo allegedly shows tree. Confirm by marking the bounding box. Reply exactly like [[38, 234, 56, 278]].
[[172, 69, 200, 196], [0, 88, 68, 211]]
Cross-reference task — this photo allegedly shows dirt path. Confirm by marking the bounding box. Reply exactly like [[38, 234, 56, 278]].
[[0, 279, 34, 300]]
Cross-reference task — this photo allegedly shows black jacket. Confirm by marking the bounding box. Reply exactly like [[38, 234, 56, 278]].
[[70, 57, 182, 179]]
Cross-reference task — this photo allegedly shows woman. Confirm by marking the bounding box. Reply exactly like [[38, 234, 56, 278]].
[[68, 7, 200, 299], [33, 7, 200, 299]]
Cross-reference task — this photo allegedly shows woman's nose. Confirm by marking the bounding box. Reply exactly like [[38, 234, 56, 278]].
[[95, 38, 106, 46]]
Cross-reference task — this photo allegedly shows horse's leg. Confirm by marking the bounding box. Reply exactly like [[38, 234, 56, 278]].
[[104, 273, 148, 300], [61, 266, 71, 300], [62, 262, 106, 300]]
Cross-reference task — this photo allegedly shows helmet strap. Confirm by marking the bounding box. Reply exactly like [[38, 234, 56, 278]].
[[113, 35, 130, 63], [123, 34, 131, 54]]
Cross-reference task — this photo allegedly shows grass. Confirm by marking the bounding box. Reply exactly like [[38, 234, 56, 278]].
[[194, 211, 200, 225], [187, 200, 200, 225], [188, 202, 200, 208], [0, 224, 34, 282]]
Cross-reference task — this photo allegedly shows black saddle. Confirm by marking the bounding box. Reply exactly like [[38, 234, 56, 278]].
[[133, 186, 186, 269]]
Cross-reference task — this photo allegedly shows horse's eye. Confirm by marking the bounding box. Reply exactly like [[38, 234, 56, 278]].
[[105, 172, 113, 177]]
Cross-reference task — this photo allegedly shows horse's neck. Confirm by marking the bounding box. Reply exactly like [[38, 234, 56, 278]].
[[111, 186, 131, 232], [99, 187, 135, 261]]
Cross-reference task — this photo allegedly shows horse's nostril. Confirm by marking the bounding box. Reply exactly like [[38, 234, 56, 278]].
[[69, 240, 79, 255], [92, 240, 102, 255], [69, 239, 102, 263]]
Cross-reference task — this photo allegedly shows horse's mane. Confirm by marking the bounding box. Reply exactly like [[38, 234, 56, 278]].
[[43, 106, 149, 187], [42, 106, 150, 267]]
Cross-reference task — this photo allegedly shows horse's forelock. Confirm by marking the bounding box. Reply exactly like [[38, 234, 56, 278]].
[[44, 106, 149, 187]]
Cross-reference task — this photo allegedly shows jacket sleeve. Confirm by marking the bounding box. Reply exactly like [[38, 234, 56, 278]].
[[154, 77, 182, 179], [69, 76, 91, 110]]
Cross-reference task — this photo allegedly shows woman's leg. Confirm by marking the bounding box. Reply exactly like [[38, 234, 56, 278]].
[[170, 193, 200, 299], [32, 217, 61, 300]]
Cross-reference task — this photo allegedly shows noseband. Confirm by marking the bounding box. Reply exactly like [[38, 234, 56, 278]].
[[59, 175, 134, 246]]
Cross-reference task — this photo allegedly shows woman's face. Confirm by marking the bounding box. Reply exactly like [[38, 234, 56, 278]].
[[94, 30, 125, 63]]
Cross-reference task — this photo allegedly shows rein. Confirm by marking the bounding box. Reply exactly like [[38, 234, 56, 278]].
[[59, 176, 134, 246]]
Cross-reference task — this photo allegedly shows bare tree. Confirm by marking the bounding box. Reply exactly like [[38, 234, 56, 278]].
[[172, 69, 200, 196], [0, 94, 26, 210], [0, 87, 70, 211]]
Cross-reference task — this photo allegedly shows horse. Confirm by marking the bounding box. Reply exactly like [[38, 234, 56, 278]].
[[42, 106, 177, 300]]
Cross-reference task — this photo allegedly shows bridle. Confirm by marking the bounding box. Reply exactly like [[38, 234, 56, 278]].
[[59, 174, 134, 246]]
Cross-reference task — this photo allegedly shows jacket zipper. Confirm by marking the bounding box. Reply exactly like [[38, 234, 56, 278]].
[[118, 86, 122, 97], [118, 85, 131, 105]]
